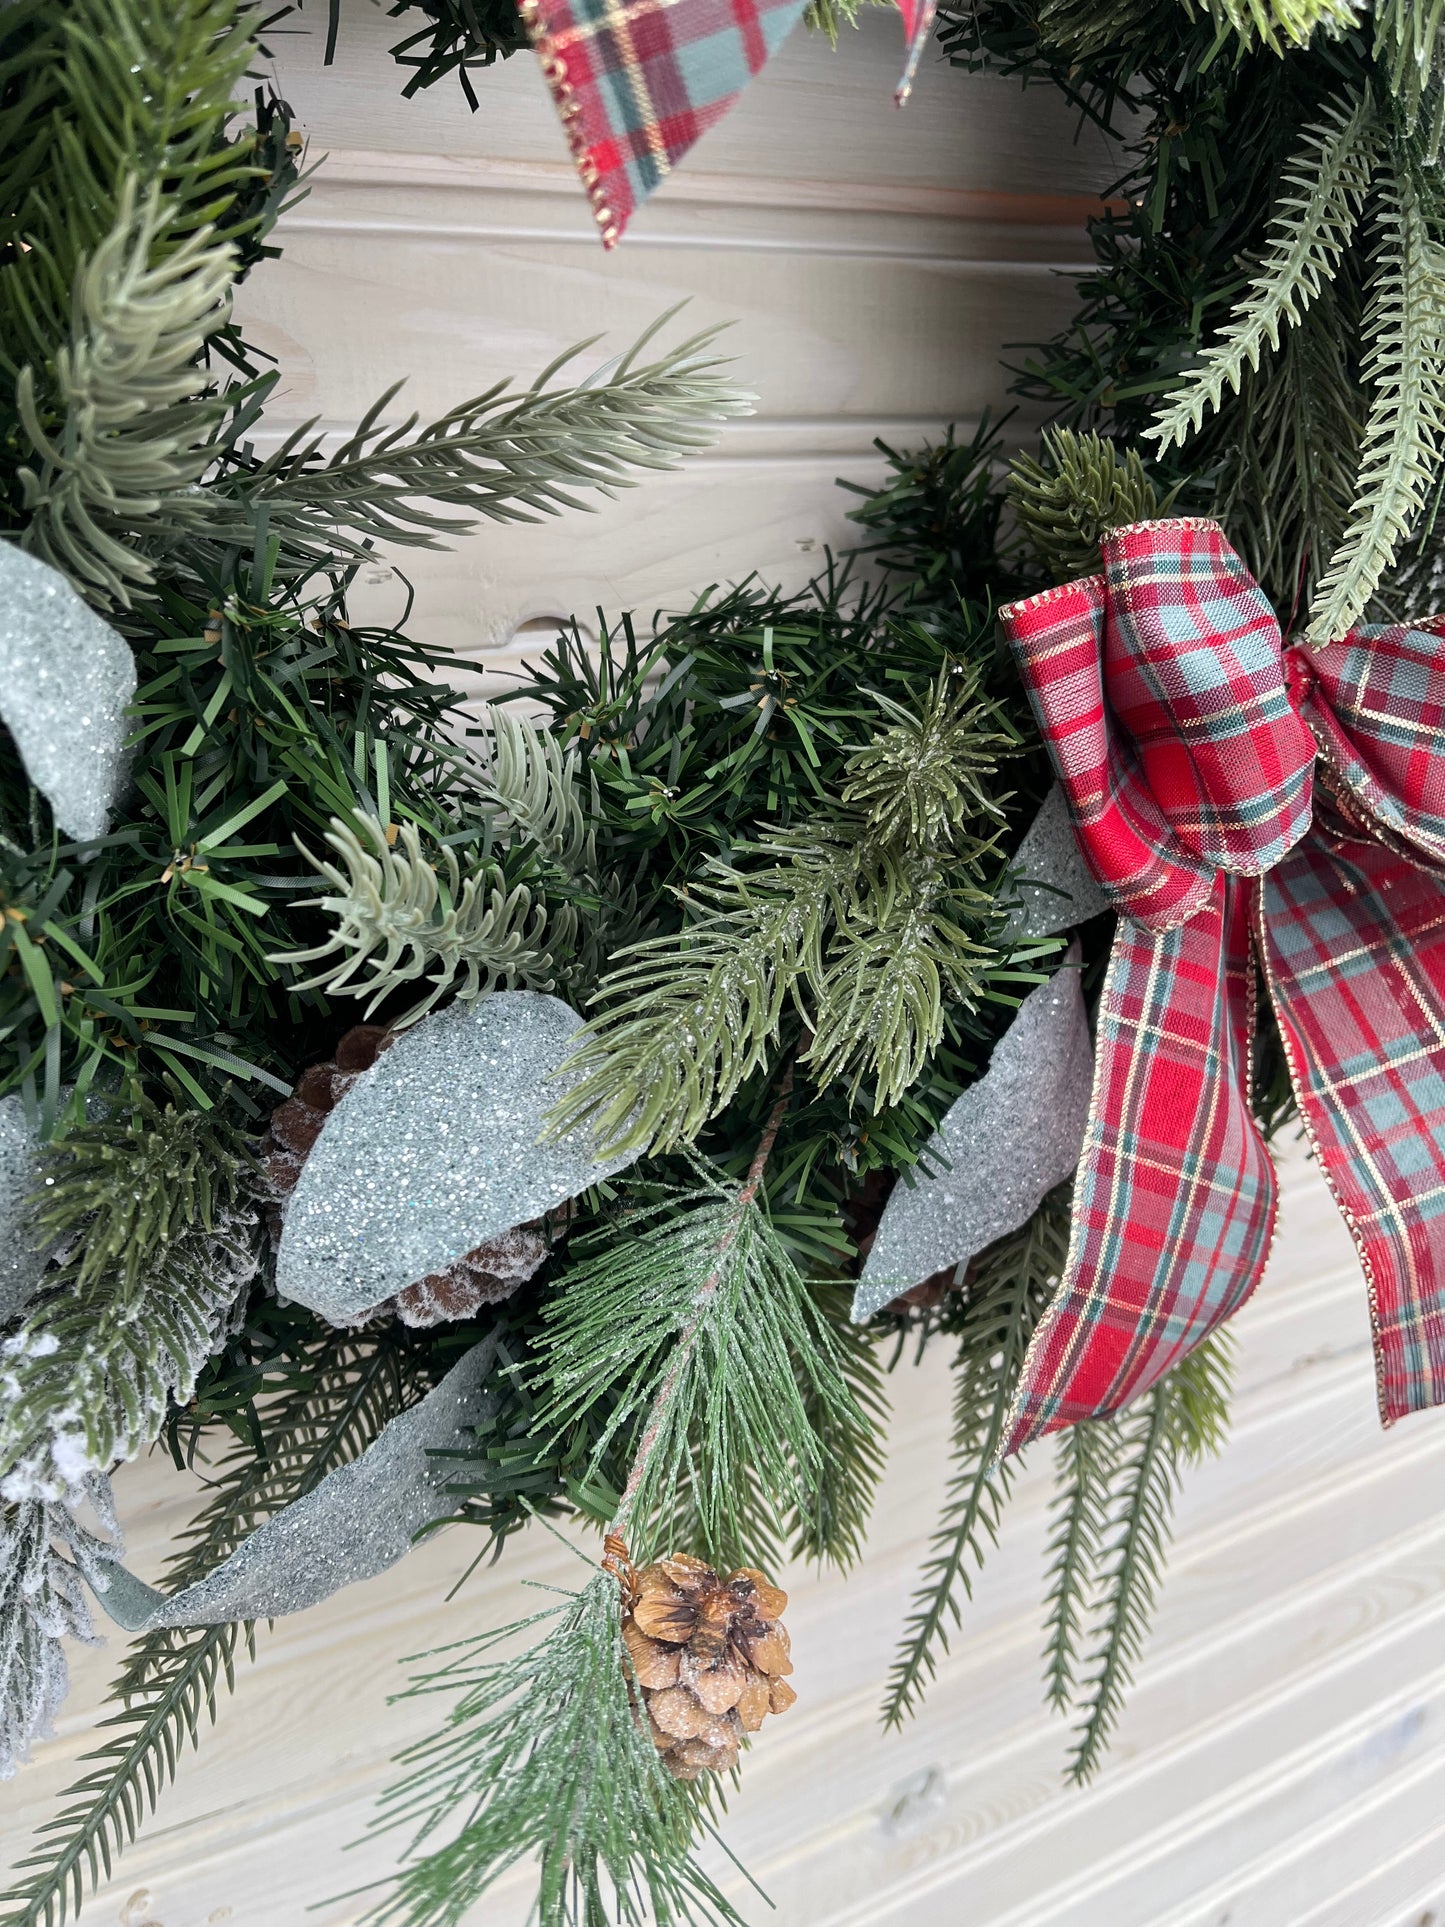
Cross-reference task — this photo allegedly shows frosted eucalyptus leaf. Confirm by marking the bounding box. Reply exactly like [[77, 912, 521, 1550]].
[[275, 991, 638, 1323], [1001, 785, 1109, 940], [0, 541, 135, 840], [91, 1338, 499, 1630], [852, 956, 1093, 1319]]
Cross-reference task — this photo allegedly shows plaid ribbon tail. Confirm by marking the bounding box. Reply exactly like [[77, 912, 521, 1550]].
[[1259, 827, 1445, 1422], [522, 0, 811, 245], [1001, 876, 1277, 1457], [895, 0, 938, 103]]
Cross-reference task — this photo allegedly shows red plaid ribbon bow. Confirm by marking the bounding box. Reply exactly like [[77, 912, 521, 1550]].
[[999, 517, 1445, 1457]]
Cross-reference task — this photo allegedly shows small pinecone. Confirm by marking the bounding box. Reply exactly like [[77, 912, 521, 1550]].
[[391, 1221, 549, 1326], [260, 1023, 548, 1323], [621, 1553, 796, 1781]]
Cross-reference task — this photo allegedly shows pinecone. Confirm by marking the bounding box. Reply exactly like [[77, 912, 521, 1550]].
[[619, 1551, 796, 1781], [260, 1023, 549, 1323]]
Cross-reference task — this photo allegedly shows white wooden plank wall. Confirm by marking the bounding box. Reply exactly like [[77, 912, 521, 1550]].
[[230, 0, 1118, 684], [10, 11, 1445, 1925]]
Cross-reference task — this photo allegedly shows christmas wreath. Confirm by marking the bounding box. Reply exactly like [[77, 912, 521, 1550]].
[[4, 2, 1445, 1923]]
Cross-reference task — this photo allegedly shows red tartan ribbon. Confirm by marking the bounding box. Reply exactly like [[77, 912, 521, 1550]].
[[999, 517, 1445, 1455], [520, 0, 934, 247]]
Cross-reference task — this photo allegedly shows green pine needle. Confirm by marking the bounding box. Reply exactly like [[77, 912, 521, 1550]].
[[1009, 428, 1172, 583], [1308, 159, 1445, 640], [537, 1161, 879, 1572], [882, 1192, 1070, 1730], [1041, 1418, 1120, 1715], [1064, 1335, 1234, 1783], [272, 812, 561, 1026], [363, 1572, 746, 1927], [1184, 0, 1358, 54], [15, 176, 236, 607], [551, 672, 1013, 1160], [1148, 88, 1379, 456]]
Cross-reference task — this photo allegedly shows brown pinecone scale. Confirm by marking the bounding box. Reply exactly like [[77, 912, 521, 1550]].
[[260, 1023, 549, 1324], [619, 1552, 796, 1780]]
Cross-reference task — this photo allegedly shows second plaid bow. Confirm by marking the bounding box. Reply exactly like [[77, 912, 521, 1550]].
[[999, 517, 1445, 1456]]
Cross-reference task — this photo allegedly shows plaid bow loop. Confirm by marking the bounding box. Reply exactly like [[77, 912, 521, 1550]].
[[1000, 519, 1445, 1455], [1007, 520, 1316, 934]]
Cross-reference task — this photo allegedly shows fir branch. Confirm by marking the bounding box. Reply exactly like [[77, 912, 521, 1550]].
[[271, 812, 559, 1026], [15, 176, 236, 607], [1009, 428, 1172, 583], [1308, 159, 1445, 639], [0, 1335, 431, 1927], [467, 707, 596, 876], [1147, 89, 1378, 454], [216, 320, 753, 569], [1065, 1335, 1233, 1782], [364, 1573, 744, 1927], [551, 672, 1012, 1159], [882, 1193, 1069, 1729], [0, 1103, 260, 1501]]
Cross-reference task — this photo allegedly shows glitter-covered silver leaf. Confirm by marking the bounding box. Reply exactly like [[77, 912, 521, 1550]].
[[1000, 784, 1110, 940], [0, 1097, 49, 1324], [0, 541, 135, 840], [275, 991, 637, 1323], [92, 1338, 498, 1630], [851, 956, 1093, 1320]]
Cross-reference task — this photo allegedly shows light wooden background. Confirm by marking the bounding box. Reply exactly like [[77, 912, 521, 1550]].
[[9, 7, 1445, 1924]]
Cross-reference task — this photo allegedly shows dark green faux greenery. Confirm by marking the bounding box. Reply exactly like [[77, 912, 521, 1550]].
[[945, 0, 1445, 634]]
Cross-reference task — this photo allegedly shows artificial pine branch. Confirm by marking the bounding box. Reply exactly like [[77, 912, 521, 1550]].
[[1147, 89, 1378, 456], [0, 1104, 260, 1502], [0, 1494, 115, 1783], [1008, 428, 1171, 582], [0, 1334, 433, 1927], [466, 707, 596, 877], [551, 671, 1015, 1159], [1214, 284, 1362, 613], [273, 812, 560, 1025], [1184, 0, 1356, 54], [214, 320, 753, 572], [1308, 157, 1445, 639], [364, 1571, 744, 1927], [1374, 0, 1445, 152], [15, 177, 236, 607], [540, 1072, 880, 1572], [1064, 1335, 1233, 1782], [882, 1192, 1070, 1729], [1041, 1420, 1120, 1715]]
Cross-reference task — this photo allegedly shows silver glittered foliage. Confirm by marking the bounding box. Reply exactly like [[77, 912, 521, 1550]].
[[0, 539, 136, 840], [851, 952, 1094, 1319], [275, 990, 639, 1324], [91, 1339, 498, 1631], [1000, 785, 1110, 940], [0, 1480, 118, 1779], [0, 1097, 48, 1324]]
